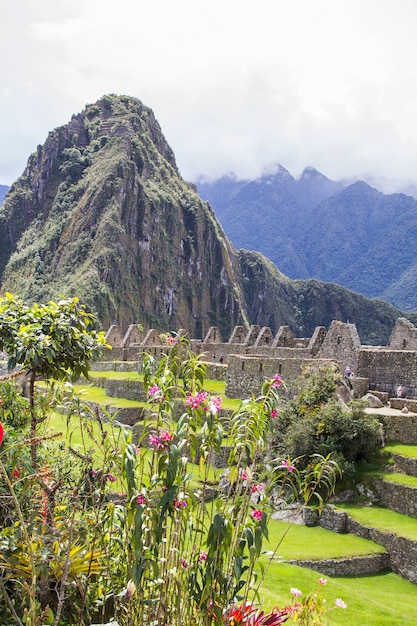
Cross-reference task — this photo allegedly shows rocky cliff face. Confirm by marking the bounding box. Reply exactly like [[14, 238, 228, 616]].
[[0, 94, 412, 343]]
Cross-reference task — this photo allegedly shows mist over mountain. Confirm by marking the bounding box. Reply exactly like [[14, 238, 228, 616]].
[[197, 170, 417, 311], [0, 94, 413, 344]]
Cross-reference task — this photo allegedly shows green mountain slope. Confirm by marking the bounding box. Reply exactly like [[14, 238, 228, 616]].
[[0, 94, 413, 344], [198, 174, 417, 311]]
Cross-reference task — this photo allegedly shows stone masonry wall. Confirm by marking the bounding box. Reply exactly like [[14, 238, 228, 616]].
[[286, 554, 390, 577], [225, 356, 320, 399], [359, 348, 417, 397], [380, 413, 417, 444], [391, 452, 417, 477], [317, 321, 361, 374], [370, 478, 417, 518]]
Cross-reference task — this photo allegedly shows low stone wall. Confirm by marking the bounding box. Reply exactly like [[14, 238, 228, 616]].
[[371, 477, 417, 518], [225, 356, 320, 399], [389, 397, 417, 412], [86, 402, 144, 426], [105, 379, 147, 402], [391, 452, 417, 477], [203, 362, 228, 381], [380, 413, 417, 444], [287, 554, 390, 577], [348, 519, 417, 584], [191, 446, 232, 468], [91, 361, 138, 372]]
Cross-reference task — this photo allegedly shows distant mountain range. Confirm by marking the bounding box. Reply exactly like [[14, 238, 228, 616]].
[[196, 168, 417, 311], [0, 95, 414, 345]]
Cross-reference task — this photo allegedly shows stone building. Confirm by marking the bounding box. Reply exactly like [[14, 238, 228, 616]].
[[103, 317, 417, 400]]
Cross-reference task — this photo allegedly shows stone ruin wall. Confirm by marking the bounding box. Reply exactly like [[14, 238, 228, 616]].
[[225, 355, 321, 399], [102, 316, 417, 402], [359, 348, 417, 399]]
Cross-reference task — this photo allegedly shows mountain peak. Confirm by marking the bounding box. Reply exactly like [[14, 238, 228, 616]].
[[299, 166, 330, 181]]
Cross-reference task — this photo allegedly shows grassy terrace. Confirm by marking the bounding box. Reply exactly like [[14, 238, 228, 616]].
[[336, 504, 417, 541], [383, 442, 417, 457]]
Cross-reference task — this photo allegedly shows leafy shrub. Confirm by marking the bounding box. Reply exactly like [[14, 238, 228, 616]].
[[270, 362, 382, 481]]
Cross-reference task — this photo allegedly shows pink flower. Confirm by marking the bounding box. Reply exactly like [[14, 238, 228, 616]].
[[251, 509, 263, 522], [209, 396, 222, 414], [271, 409, 279, 419], [251, 483, 265, 493], [335, 598, 347, 609], [148, 385, 161, 397], [149, 434, 165, 450], [241, 470, 249, 481], [136, 494, 146, 505], [185, 391, 208, 410], [166, 336, 178, 345], [0, 422, 4, 446], [291, 588, 302, 597], [199, 551, 208, 562], [173, 498, 187, 509], [319, 577, 327, 586], [91, 469, 98, 476], [159, 429, 173, 442], [105, 473, 116, 482], [181, 557, 189, 569], [281, 459, 295, 472], [271, 374, 283, 388]]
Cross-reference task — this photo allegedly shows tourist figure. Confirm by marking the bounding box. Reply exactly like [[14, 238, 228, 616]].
[[344, 366, 353, 389], [397, 385, 405, 398], [219, 353, 224, 363]]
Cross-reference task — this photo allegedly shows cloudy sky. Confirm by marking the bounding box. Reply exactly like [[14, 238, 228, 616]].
[[2, 0, 417, 192]]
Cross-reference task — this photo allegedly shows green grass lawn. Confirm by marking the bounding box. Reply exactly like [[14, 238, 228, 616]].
[[370, 471, 417, 488], [383, 442, 417, 458], [257, 562, 417, 625], [337, 504, 417, 541], [73, 383, 146, 408], [264, 520, 385, 560], [79, 373, 241, 412]]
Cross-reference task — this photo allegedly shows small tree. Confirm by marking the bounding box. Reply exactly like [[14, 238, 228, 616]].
[[0, 293, 107, 467]]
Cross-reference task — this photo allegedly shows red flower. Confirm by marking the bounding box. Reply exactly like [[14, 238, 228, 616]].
[[0, 422, 3, 446], [225, 603, 291, 625]]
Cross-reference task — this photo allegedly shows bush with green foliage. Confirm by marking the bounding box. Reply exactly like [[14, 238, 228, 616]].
[[270, 362, 383, 482]]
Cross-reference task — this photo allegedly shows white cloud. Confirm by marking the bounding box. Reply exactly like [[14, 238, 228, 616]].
[[1, 0, 417, 192]]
